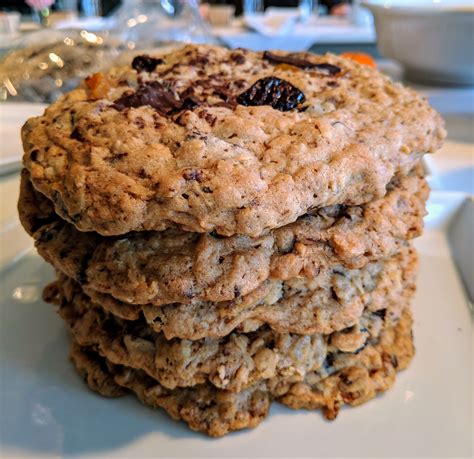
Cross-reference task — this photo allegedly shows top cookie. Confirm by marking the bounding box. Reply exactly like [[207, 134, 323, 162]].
[[22, 44, 445, 237]]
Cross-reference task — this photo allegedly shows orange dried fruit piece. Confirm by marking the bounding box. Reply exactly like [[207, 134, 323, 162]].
[[341, 52, 376, 68], [85, 72, 113, 100]]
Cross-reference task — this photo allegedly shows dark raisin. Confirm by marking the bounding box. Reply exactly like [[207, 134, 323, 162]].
[[202, 186, 213, 193], [263, 51, 341, 75], [237, 77, 305, 112], [131, 55, 164, 73], [374, 309, 387, 320]]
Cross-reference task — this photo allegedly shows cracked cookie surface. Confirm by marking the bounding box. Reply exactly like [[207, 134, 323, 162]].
[[20, 167, 426, 306], [50, 271, 409, 392], [22, 44, 444, 237], [44, 246, 417, 340], [69, 308, 414, 436]]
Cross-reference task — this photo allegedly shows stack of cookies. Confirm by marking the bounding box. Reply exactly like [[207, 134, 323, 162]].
[[19, 45, 444, 436]]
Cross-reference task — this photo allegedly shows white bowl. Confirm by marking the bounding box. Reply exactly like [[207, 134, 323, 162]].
[[363, 0, 474, 85]]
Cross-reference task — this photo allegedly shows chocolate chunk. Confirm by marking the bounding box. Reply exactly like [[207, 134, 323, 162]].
[[131, 55, 164, 73], [237, 76, 305, 112], [113, 83, 205, 115], [70, 128, 85, 142], [374, 309, 387, 320], [390, 354, 399, 368], [230, 52, 246, 65], [179, 87, 203, 111], [234, 286, 241, 298], [113, 82, 181, 115], [339, 373, 353, 386], [263, 51, 341, 75]]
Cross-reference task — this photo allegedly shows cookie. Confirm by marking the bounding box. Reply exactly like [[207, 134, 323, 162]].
[[45, 245, 417, 340], [20, 167, 427, 306], [22, 44, 444, 237], [52, 270, 408, 392], [69, 308, 414, 436]]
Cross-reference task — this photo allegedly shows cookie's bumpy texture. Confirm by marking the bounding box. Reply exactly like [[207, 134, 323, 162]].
[[69, 308, 414, 436], [46, 245, 417, 340], [22, 44, 444, 237], [20, 166, 427, 306], [46, 272, 408, 392]]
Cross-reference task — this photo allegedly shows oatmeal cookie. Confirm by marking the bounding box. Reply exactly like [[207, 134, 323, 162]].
[[22, 44, 444, 237], [45, 246, 417, 340], [20, 168, 427, 306], [52, 273, 407, 392], [69, 308, 414, 436]]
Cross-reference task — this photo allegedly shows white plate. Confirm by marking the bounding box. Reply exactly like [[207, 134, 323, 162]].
[[0, 192, 472, 458], [423, 140, 474, 196], [0, 104, 47, 175]]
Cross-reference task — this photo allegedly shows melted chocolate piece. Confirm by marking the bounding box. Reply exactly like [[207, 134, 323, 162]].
[[237, 76, 305, 112], [131, 55, 164, 73], [113, 82, 208, 115], [179, 87, 204, 111], [113, 82, 181, 114], [263, 51, 341, 75]]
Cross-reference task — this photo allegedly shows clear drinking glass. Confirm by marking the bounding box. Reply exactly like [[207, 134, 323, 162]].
[[112, 0, 221, 49]]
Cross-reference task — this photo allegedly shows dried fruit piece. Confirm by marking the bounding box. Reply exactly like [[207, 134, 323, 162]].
[[237, 76, 305, 112], [85, 73, 113, 100], [263, 51, 341, 75], [131, 55, 164, 72], [341, 52, 376, 68]]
